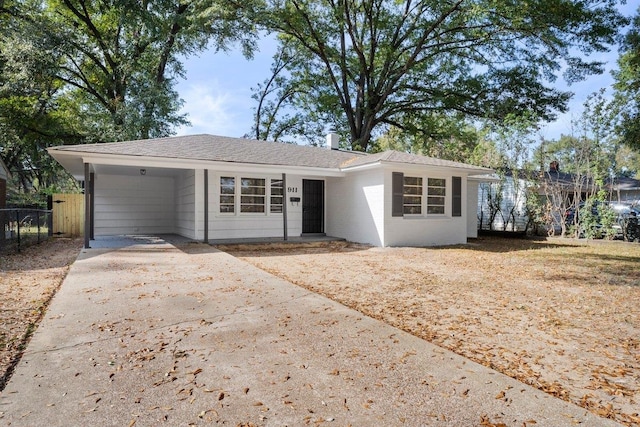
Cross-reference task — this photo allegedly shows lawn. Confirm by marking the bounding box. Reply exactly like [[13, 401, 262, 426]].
[[0, 237, 82, 391], [220, 236, 640, 426]]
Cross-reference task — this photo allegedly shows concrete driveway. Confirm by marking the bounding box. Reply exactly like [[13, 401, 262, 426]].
[[0, 237, 620, 426]]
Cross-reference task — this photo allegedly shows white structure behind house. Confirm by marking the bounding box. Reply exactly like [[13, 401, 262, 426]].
[[478, 173, 530, 232]]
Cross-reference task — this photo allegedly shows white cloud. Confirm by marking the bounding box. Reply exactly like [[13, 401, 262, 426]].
[[175, 81, 253, 138]]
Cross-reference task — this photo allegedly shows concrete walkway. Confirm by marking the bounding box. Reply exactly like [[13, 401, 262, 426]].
[[0, 237, 620, 426]]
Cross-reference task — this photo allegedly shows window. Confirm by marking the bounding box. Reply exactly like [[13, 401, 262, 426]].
[[427, 178, 446, 214], [270, 179, 284, 213], [220, 177, 235, 213], [240, 178, 265, 213], [403, 176, 423, 215]]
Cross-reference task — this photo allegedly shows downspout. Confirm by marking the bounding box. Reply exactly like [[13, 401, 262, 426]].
[[84, 162, 91, 249], [282, 173, 288, 241], [204, 169, 209, 243]]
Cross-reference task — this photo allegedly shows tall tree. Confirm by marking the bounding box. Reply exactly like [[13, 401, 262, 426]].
[[613, 6, 640, 151], [1, 0, 256, 192], [251, 0, 626, 151]]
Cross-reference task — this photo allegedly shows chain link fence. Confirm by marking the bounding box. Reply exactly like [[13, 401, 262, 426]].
[[0, 209, 53, 252]]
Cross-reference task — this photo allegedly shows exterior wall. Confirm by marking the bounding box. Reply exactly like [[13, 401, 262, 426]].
[[325, 169, 385, 246], [612, 189, 640, 204], [384, 169, 468, 246], [206, 171, 299, 240], [94, 174, 175, 236], [175, 170, 196, 239], [467, 180, 479, 238]]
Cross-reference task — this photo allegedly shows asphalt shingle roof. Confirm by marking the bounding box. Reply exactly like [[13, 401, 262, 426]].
[[51, 134, 491, 172]]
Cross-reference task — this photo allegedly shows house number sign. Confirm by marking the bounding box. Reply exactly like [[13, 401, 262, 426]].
[[287, 187, 298, 193]]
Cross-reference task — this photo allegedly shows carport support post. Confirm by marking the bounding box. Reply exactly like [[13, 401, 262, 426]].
[[204, 169, 208, 243], [282, 173, 288, 241], [89, 172, 95, 240], [84, 162, 91, 249]]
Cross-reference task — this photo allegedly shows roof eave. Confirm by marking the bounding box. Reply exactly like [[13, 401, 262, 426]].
[[48, 149, 347, 178]]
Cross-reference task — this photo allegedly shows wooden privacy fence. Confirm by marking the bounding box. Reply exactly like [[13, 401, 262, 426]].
[[51, 193, 84, 237]]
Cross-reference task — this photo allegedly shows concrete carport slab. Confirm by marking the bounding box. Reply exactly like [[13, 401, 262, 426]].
[[0, 237, 620, 426]]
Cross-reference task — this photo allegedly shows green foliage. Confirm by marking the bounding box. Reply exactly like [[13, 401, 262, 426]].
[[579, 199, 601, 239], [250, 0, 626, 151], [1, 0, 257, 191], [613, 7, 640, 151], [370, 116, 482, 162]]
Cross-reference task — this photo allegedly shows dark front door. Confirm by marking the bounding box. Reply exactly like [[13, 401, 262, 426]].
[[302, 179, 324, 234]]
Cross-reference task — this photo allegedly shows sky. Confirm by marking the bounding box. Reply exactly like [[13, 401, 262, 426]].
[[174, 3, 638, 143]]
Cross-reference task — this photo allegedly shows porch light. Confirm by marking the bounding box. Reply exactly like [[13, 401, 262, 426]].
[[140, 169, 146, 175]]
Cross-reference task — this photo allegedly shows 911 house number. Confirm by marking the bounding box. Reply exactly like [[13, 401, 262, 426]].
[[287, 187, 298, 193]]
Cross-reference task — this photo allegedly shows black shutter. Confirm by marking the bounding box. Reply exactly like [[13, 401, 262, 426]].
[[452, 176, 462, 217], [392, 172, 404, 217]]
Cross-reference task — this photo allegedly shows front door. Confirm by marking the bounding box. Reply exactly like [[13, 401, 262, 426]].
[[302, 179, 324, 234]]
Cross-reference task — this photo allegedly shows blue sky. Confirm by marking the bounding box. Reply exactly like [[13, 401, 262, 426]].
[[174, 3, 638, 143]]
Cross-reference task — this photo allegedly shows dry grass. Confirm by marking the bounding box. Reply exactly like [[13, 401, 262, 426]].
[[0, 238, 82, 390], [220, 236, 640, 426]]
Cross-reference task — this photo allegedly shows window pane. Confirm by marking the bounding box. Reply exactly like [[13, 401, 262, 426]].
[[428, 187, 446, 196], [427, 206, 445, 214], [404, 196, 422, 205], [240, 205, 265, 213], [220, 176, 235, 186], [220, 205, 235, 213], [220, 195, 235, 204], [428, 178, 445, 187], [404, 176, 422, 186], [241, 196, 266, 204], [241, 186, 266, 195], [427, 196, 445, 205], [404, 205, 421, 214], [241, 178, 265, 187], [404, 185, 422, 195]]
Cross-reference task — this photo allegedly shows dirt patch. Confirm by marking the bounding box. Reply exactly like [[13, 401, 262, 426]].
[[0, 238, 82, 390], [220, 237, 640, 426]]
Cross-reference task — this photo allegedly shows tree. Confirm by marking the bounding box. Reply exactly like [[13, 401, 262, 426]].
[[537, 91, 620, 238], [613, 6, 640, 151], [1, 0, 257, 192], [251, 0, 626, 151], [370, 114, 482, 162]]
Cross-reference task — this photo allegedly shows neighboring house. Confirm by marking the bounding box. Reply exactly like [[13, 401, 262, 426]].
[[47, 134, 493, 248], [609, 177, 640, 205], [478, 161, 640, 233]]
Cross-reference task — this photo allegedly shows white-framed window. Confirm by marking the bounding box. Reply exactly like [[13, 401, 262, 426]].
[[427, 178, 446, 214], [220, 176, 235, 213], [270, 179, 284, 213], [240, 178, 266, 213], [403, 176, 423, 215], [219, 175, 283, 215]]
